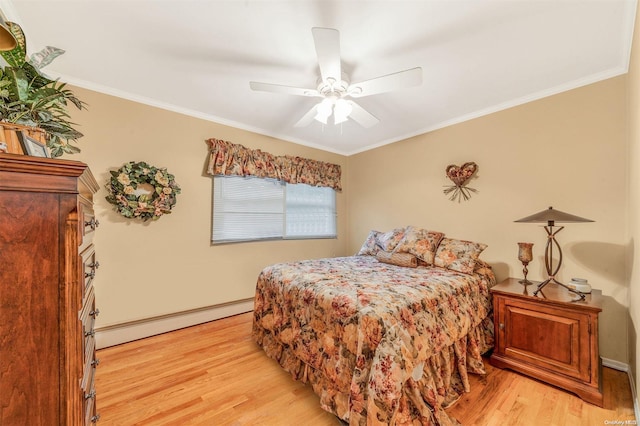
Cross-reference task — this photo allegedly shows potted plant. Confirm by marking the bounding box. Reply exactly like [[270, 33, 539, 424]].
[[0, 21, 85, 157]]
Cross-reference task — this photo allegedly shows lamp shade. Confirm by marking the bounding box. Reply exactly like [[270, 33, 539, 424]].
[[514, 206, 593, 225]]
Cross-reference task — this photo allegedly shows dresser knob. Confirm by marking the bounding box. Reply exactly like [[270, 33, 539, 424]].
[[499, 323, 505, 330], [84, 218, 99, 230]]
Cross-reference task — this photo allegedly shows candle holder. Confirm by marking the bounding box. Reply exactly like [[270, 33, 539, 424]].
[[517, 242, 534, 285]]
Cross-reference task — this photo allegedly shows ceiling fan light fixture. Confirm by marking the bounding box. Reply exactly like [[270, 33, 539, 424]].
[[318, 98, 333, 114], [334, 114, 348, 125], [314, 98, 334, 124], [334, 99, 352, 124], [250, 27, 420, 129], [314, 111, 329, 124]]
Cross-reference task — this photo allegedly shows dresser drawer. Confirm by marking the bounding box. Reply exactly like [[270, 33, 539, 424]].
[[80, 200, 98, 246], [80, 285, 96, 332], [80, 245, 98, 302], [84, 396, 97, 425], [80, 286, 97, 360], [83, 369, 99, 425], [81, 336, 96, 391]]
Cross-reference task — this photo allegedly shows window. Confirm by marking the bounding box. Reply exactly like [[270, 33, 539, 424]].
[[212, 175, 336, 243]]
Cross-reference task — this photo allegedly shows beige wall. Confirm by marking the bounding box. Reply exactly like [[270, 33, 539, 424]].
[[347, 76, 629, 362], [628, 0, 640, 401], [67, 87, 348, 328], [65, 59, 631, 365]]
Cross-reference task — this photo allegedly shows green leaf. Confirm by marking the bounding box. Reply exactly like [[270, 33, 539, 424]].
[[0, 22, 26, 67], [0, 22, 86, 155], [20, 62, 54, 89], [5, 67, 29, 101], [29, 46, 65, 70], [48, 145, 64, 158]]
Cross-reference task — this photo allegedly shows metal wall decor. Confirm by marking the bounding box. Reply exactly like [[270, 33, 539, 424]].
[[443, 161, 478, 202]]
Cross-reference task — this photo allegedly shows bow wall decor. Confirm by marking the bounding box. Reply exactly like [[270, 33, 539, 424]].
[[443, 162, 478, 202]]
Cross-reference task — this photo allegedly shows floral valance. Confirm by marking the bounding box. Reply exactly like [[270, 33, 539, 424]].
[[206, 138, 342, 191]]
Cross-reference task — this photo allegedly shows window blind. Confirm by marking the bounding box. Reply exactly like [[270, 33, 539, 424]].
[[212, 175, 336, 243]]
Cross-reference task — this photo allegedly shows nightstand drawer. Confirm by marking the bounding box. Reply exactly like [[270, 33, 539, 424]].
[[489, 277, 603, 407], [496, 297, 591, 382]]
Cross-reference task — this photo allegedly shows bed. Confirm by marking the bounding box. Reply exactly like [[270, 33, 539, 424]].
[[252, 227, 496, 425]]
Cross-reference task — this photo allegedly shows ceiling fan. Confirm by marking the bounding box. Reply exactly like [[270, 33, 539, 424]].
[[249, 27, 422, 128]]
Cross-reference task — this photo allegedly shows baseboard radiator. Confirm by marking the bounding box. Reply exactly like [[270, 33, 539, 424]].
[[95, 298, 255, 349]]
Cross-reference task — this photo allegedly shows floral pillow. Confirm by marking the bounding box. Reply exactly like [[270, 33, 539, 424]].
[[357, 230, 382, 256], [376, 227, 406, 251], [434, 237, 488, 274], [393, 226, 445, 265]]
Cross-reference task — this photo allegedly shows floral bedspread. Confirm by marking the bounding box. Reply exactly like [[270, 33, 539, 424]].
[[252, 256, 495, 425]]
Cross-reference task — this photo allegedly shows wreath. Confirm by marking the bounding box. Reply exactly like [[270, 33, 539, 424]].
[[106, 161, 181, 221]]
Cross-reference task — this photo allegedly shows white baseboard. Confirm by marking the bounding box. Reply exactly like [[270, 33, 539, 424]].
[[602, 357, 630, 372], [629, 368, 640, 423], [602, 357, 639, 421], [94, 298, 255, 350]]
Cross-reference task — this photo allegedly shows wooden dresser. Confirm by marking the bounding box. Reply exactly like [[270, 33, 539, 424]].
[[0, 154, 100, 425], [490, 277, 603, 406]]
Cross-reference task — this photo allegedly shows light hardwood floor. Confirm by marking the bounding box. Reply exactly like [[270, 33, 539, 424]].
[[96, 312, 636, 425]]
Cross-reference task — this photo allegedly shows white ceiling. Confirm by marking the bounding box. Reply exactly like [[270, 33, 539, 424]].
[[2, 0, 636, 155]]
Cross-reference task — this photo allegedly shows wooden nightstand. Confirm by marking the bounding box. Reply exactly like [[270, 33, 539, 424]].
[[489, 277, 603, 406]]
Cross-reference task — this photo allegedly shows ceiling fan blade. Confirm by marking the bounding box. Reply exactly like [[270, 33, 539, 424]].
[[348, 101, 379, 128], [294, 104, 319, 127], [312, 27, 341, 83], [250, 81, 320, 97], [348, 67, 422, 98]]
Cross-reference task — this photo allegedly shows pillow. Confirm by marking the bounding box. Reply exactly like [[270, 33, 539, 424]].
[[434, 237, 487, 274], [376, 227, 406, 251], [392, 226, 445, 265], [357, 230, 382, 256], [473, 259, 496, 285], [376, 251, 418, 268]]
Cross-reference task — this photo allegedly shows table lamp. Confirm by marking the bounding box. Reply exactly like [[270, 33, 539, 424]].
[[515, 206, 593, 300]]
